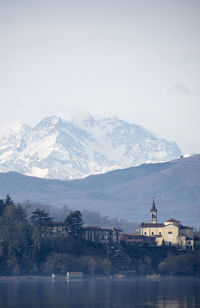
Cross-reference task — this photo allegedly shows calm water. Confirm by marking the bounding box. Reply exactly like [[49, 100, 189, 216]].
[[0, 277, 200, 308]]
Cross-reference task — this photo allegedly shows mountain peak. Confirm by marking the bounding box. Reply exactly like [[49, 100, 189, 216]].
[[34, 115, 62, 129]]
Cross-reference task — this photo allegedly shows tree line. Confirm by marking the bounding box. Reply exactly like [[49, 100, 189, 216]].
[[22, 200, 138, 233], [0, 195, 200, 276], [0, 195, 109, 275]]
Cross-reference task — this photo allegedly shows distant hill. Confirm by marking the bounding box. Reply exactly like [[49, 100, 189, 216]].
[[0, 115, 181, 180], [0, 155, 199, 226]]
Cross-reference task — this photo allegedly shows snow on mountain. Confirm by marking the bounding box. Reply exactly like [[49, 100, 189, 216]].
[[0, 115, 182, 180]]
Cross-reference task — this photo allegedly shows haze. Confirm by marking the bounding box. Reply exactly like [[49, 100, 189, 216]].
[[0, 0, 200, 154]]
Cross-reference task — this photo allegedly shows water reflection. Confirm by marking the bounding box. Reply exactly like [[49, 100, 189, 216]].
[[0, 277, 199, 307]]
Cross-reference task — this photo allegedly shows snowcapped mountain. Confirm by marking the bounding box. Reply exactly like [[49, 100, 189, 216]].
[[0, 115, 181, 180]]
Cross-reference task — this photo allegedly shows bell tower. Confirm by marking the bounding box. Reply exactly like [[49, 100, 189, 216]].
[[150, 200, 157, 223]]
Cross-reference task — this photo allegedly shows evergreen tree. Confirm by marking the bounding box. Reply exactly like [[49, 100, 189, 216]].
[[5, 194, 14, 206], [0, 200, 32, 274], [0, 195, 14, 217], [64, 211, 83, 238], [0, 199, 5, 216], [30, 208, 52, 236]]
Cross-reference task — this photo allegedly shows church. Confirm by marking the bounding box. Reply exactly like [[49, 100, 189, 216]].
[[140, 201, 194, 250]]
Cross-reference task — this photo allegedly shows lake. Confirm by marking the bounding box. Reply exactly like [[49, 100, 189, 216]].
[[0, 277, 200, 307]]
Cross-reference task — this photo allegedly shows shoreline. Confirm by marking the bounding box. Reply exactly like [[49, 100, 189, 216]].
[[0, 275, 200, 281]]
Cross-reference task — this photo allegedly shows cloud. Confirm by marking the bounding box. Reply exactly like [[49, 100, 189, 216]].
[[172, 83, 190, 95]]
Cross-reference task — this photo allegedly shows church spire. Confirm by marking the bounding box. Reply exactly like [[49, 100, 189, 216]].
[[150, 200, 157, 223], [151, 199, 156, 211]]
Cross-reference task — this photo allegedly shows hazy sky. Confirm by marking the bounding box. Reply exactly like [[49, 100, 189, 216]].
[[0, 0, 200, 154]]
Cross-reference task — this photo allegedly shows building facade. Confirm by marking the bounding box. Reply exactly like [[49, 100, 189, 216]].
[[50, 222, 67, 237], [120, 233, 157, 246], [50, 222, 121, 245], [82, 226, 121, 245]]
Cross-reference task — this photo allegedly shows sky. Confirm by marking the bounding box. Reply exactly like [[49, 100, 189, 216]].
[[0, 0, 200, 154]]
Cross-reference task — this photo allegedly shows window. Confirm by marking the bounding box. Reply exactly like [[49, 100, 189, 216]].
[[159, 232, 162, 235], [144, 232, 146, 235], [168, 231, 172, 240], [152, 232, 154, 235]]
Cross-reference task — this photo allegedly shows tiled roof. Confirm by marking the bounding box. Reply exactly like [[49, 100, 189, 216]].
[[186, 236, 194, 240], [141, 223, 165, 228], [180, 225, 193, 230], [51, 221, 65, 225], [165, 218, 180, 223], [83, 226, 102, 230], [121, 233, 142, 237], [83, 226, 121, 232], [113, 227, 121, 232]]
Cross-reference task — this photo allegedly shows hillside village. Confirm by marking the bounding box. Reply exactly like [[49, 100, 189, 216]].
[[51, 201, 194, 251], [0, 195, 199, 277]]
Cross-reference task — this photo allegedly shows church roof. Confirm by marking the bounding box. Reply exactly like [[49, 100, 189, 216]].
[[165, 218, 180, 223], [141, 223, 165, 228]]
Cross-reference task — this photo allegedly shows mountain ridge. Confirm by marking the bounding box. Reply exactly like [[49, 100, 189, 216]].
[[0, 154, 199, 226], [0, 115, 181, 180]]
